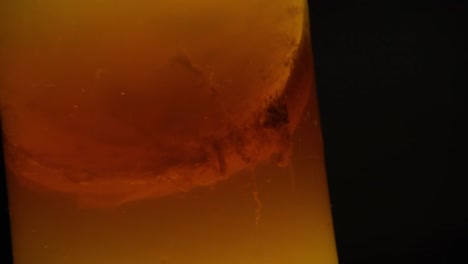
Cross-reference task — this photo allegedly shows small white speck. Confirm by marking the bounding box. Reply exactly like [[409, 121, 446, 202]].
[[73, 105, 79, 108], [120, 92, 126, 96]]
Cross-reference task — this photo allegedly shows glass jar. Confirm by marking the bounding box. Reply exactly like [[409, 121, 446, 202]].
[[0, 0, 338, 263]]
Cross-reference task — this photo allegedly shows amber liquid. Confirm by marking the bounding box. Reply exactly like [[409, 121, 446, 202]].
[[1, 0, 337, 263]]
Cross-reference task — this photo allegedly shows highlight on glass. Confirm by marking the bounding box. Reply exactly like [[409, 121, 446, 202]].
[[0, 0, 338, 263]]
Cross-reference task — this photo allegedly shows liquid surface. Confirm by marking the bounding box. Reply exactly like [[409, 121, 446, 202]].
[[1, 0, 338, 263]]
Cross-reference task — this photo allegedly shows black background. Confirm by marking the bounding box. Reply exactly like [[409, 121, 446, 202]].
[[1, 0, 465, 263]]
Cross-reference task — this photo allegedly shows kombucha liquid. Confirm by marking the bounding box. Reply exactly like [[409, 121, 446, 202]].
[[0, 0, 338, 263]]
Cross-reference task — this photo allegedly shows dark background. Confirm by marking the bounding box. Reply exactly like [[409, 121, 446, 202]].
[[1, 0, 465, 263]]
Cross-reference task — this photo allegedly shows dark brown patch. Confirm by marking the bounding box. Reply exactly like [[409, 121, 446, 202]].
[[212, 142, 227, 175], [261, 96, 289, 129]]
